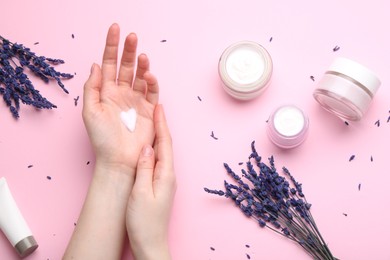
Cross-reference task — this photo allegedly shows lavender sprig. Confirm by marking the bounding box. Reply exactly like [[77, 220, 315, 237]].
[[205, 141, 337, 260], [0, 35, 73, 118]]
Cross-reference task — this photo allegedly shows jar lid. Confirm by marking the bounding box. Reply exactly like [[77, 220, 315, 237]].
[[327, 57, 381, 96]]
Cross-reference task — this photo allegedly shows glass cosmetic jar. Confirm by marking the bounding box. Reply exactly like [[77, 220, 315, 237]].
[[267, 105, 309, 149], [313, 57, 381, 121], [218, 41, 273, 100]]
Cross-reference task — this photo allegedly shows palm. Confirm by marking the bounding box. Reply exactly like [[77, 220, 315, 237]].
[[94, 86, 155, 168], [83, 25, 159, 172]]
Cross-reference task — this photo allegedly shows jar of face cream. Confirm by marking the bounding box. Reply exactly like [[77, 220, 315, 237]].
[[313, 57, 381, 121], [267, 105, 309, 149], [218, 41, 273, 100]]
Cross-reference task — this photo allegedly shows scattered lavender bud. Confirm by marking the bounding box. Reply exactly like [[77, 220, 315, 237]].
[[27, 165, 33, 168], [46, 176, 52, 180], [349, 155, 355, 161], [86, 161, 90, 165], [344, 121, 349, 126], [343, 213, 348, 217], [210, 247, 215, 251], [370, 156, 373, 162], [310, 75, 315, 81], [333, 45, 340, 52], [204, 188, 224, 196], [375, 120, 380, 127], [197, 95, 202, 101], [238, 162, 244, 166], [34, 42, 39, 45], [269, 37, 273, 42], [246, 253, 251, 259], [387, 116, 390, 123], [245, 244, 250, 248], [74, 96, 79, 106], [211, 131, 218, 140], [358, 183, 361, 191], [160, 39, 167, 43], [71, 34, 75, 39]]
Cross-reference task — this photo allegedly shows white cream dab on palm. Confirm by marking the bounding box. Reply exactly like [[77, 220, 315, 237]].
[[120, 108, 137, 132]]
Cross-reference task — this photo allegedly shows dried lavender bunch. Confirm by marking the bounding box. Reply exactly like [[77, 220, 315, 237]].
[[0, 35, 73, 118], [205, 141, 337, 260]]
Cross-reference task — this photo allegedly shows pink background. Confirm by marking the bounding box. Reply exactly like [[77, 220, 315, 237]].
[[1, 0, 390, 259]]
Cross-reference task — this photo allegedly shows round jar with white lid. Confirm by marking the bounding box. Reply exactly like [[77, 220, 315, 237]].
[[218, 41, 273, 100], [313, 57, 381, 121], [267, 105, 309, 149]]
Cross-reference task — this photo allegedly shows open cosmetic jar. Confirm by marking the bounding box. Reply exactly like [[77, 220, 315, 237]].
[[267, 105, 309, 149], [218, 41, 273, 100], [313, 57, 381, 121]]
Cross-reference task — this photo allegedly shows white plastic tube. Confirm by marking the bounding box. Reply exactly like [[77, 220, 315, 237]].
[[0, 177, 38, 257]]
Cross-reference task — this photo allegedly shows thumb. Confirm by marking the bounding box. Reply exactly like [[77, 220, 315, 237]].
[[133, 145, 155, 194], [83, 63, 102, 112]]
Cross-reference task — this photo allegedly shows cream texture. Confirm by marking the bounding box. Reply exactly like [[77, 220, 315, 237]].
[[225, 46, 265, 85], [120, 108, 137, 132], [273, 106, 305, 136]]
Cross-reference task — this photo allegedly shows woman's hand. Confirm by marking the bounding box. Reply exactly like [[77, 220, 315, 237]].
[[83, 23, 159, 175], [126, 105, 176, 260], [63, 24, 161, 260]]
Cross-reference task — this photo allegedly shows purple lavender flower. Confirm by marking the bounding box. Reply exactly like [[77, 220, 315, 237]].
[[0, 35, 73, 118], [204, 141, 337, 260]]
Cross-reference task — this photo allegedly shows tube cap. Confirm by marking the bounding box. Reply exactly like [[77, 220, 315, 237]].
[[15, 235, 38, 258]]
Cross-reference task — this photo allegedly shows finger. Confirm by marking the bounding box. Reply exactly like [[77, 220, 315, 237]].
[[101, 23, 120, 84], [153, 105, 175, 193], [154, 104, 173, 163], [132, 54, 150, 94], [117, 33, 138, 87], [133, 144, 155, 195], [144, 71, 159, 105], [83, 63, 102, 113]]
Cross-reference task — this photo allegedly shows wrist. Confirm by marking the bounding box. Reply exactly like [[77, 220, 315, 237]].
[[131, 240, 171, 260], [91, 160, 136, 201], [94, 158, 136, 178]]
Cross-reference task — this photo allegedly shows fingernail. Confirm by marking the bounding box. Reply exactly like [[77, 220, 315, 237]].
[[143, 145, 153, 157]]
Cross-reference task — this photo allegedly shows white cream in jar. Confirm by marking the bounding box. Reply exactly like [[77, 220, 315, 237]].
[[267, 105, 309, 149], [218, 41, 272, 100]]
